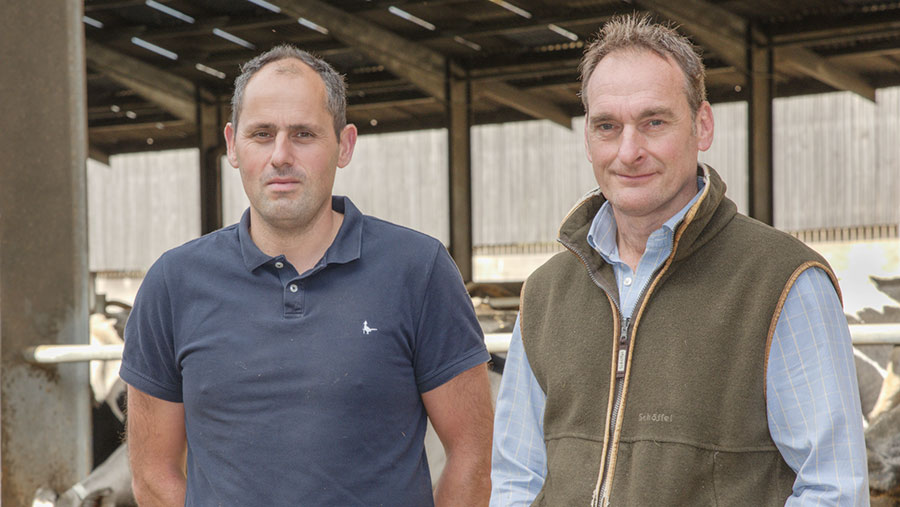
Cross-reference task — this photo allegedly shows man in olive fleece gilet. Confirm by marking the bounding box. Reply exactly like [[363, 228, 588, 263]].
[[490, 13, 868, 507], [524, 165, 827, 505]]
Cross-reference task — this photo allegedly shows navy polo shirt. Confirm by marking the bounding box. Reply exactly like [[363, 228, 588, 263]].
[[121, 196, 489, 506]]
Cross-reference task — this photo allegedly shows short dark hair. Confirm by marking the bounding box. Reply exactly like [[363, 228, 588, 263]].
[[579, 13, 707, 117], [231, 44, 347, 136]]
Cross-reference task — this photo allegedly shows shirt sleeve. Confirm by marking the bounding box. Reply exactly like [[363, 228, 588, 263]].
[[119, 254, 183, 402], [413, 243, 490, 393], [765, 267, 869, 506], [491, 316, 547, 507]]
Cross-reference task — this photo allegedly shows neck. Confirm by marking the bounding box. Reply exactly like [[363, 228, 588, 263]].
[[249, 205, 344, 274], [613, 211, 662, 272]]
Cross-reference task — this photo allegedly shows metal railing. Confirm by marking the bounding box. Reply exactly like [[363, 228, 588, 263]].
[[23, 324, 899, 364]]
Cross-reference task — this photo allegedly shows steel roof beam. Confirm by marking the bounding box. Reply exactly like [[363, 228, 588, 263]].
[[88, 144, 111, 165], [272, 0, 571, 126], [476, 81, 572, 128], [771, 12, 900, 46], [85, 40, 197, 122], [635, 0, 748, 74], [635, 0, 876, 101], [275, 0, 447, 100], [89, 119, 191, 136], [776, 46, 876, 102], [90, 14, 292, 44]]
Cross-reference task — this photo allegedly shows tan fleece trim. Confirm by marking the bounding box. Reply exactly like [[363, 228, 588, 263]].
[[763, 260, 840, 399], [557, 187, 604, 239], [595, 168, 712, 504], [590, 295, 622, 506], [517, 278, 528, 328]]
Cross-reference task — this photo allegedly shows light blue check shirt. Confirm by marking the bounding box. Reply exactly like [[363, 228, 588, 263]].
[[490, 177, 869, 506]]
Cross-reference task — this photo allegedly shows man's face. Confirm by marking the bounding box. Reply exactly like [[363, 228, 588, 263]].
[[583, 49, 713, 224], [224, 60, 356, 231]]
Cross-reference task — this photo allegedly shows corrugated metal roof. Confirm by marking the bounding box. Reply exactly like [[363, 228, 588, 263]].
[[84, 0, 900, 154]]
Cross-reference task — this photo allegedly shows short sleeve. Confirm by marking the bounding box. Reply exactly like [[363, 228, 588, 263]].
[[119, 254, 183, 402], [412, 244, 490, 393]]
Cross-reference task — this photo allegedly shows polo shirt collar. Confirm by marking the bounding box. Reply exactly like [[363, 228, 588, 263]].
[[326, 196, 363, 265], [238, 195, 363, 272]]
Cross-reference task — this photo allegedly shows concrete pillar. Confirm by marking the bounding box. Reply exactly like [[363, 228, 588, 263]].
[[447, 69, 473, 282], [0, 1, 92, 503], [748, 26, 775, 226]]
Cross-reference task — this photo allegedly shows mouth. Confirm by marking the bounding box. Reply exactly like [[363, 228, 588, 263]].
[[266, 178, 301, 192], [615, 172, 655, 184]]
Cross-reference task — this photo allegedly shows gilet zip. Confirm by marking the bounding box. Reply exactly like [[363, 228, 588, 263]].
[[554, 177, 710, 507]]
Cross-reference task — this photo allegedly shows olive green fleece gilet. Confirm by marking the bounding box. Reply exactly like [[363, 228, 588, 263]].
[[521, 166, 839, 506]]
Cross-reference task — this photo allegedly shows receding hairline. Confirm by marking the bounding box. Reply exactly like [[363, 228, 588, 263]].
[[249, 57, 321, 85], [583, 48, 692, 104], [239, 58, 328, 102], [578, 13, 707, 118]]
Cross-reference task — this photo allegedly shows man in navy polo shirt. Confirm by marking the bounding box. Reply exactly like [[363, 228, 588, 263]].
[[120, 45, 493, 506]]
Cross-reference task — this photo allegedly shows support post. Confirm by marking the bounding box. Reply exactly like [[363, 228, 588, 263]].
[[198, 91, 224, 233], [748, 27, 775, 226], [447, 69, 473, 282], [0, 1, 92, 503]]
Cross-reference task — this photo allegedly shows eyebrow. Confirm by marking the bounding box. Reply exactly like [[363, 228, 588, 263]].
[[241, 122, 320, 133], [589, 107, 676, 126], [638, 107, 676, 120]]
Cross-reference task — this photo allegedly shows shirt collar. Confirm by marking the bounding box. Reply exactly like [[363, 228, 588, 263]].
[[239, 195, 363, 272], [587, 174, 708, 259]]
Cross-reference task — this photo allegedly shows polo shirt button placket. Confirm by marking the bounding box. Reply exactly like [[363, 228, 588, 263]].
[[285, 280, 303, 317]]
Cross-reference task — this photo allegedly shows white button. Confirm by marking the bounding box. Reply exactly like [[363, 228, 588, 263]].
[[623, 277, 633, 286], [274, 261, 284, 269], [289, 284, 298, 293]]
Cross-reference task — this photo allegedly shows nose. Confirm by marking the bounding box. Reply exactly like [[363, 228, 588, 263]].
[[617, 125, 646, 166], [270, 132, 293, 169]]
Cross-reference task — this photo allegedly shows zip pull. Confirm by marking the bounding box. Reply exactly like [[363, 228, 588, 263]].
[[616, 317, 631, 378]]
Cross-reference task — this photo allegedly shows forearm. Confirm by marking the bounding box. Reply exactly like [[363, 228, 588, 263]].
[[126, 385, 188, 507], [423, 364, 494, 507], [131, 465, 186, 507], [434, 449, 491, 507]]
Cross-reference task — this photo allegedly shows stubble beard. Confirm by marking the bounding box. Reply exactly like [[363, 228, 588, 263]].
[[250, 169, 331, 233], [254, 191, 329, 233]]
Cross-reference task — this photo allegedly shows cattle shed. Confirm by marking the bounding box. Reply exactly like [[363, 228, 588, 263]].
[[2, 0, 900, 503]]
